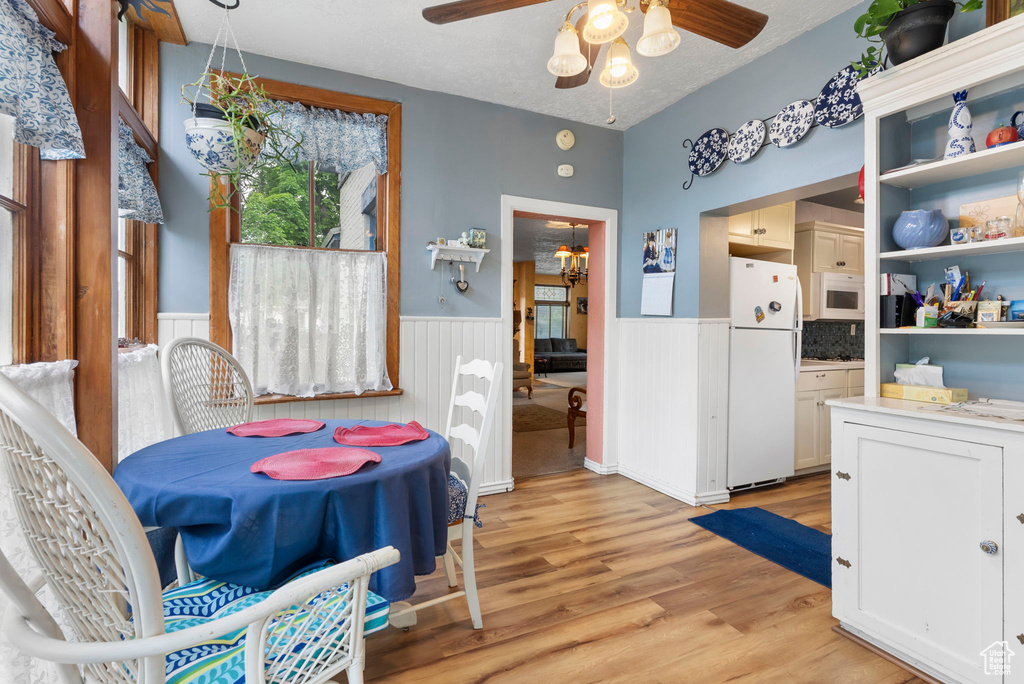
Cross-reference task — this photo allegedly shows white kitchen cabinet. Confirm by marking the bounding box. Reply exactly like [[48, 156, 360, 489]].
[[831, 399, 1024, 684], [795, 222, 865, 277], [794, 369, 850, 471], [794, 390, 819, 470], [728, 202, 795, 252]]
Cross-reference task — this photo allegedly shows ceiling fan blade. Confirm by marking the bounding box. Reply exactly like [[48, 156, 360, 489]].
[[555, 15, 601, 89], [422, 0, 551, 24], [664, 0, 768, 49]]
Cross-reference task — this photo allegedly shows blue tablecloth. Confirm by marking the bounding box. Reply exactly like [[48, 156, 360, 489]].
[[114, 420, 451, 601]]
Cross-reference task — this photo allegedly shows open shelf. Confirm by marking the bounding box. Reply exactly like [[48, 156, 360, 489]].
[[880, 327, 1024, 335], [880, 236, 1024, 262], [426, 243, 490, 272], [879, 142, 1024, 189]]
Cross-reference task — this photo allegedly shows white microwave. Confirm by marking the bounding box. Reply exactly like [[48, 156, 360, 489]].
[[806, 272, 864, 321]]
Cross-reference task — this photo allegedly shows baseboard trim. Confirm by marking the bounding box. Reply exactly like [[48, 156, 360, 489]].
[[584, 458, 618, 475], [618, 463, 730, 506], [833, 626, 946, 684], [478, 479, 514, 496]]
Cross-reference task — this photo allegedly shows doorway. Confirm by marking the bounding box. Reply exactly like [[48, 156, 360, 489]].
[[499, 196, 618, 487]]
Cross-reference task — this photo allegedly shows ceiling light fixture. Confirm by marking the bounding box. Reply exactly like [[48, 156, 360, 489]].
[[547, 22, 588, 77], [583, 0, 628, 44], [555, 224, 589, 288], [637, 0, 680, 57], [599, 38, 638, 88]]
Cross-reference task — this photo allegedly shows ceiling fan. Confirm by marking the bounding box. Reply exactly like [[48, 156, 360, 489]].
[[421, 0, 769, 90]]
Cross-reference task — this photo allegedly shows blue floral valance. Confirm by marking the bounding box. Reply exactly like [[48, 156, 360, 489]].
[[0, 0, 85, 160], [118, 117, 164, 224], [273, 101, 388, 175]]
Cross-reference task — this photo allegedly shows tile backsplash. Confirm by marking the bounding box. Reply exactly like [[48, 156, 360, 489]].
[[802, 321, 864, 359]]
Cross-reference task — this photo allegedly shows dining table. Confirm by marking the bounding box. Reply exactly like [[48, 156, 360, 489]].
[[114, 419, 451, 602]]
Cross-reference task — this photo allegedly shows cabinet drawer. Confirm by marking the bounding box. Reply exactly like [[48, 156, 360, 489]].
[[848, 369, 864, 388], [798, 370, 847, 392]]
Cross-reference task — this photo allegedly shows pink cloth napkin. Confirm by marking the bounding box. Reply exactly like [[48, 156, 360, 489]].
[[333, 420, 430, 447], [250, 447, 381, 480], [227, 419, 326, 438]]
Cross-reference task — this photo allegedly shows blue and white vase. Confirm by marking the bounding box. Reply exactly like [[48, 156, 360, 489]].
[[944, 90, 975, 160]]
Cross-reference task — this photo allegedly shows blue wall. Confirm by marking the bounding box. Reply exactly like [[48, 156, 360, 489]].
[[158, 43, 623, 316], [619, 1, 981, 318]]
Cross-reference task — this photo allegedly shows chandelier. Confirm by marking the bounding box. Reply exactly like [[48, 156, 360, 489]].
[[555, 224, 589, 288]]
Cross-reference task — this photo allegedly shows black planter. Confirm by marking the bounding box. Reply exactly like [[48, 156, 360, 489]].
[[882, 0, 956, 66]]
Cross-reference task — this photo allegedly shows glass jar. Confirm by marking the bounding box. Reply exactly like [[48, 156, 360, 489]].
[[986, 216, 1012, 241]]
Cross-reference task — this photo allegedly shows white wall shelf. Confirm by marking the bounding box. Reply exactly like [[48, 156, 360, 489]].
[[880, 141, 1024, 189], [426, 244, 490, 272], [880, 236, 1024, 262], [879, 327, 1024, 335]]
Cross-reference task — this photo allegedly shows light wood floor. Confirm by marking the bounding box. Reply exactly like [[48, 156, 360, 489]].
[[362, 471, 924, 683]]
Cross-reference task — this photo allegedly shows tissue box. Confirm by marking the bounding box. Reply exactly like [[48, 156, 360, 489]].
[[880, 383, 968, 404]]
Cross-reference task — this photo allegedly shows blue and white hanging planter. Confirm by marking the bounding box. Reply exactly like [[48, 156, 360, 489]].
[[944, 90, 976, 160]]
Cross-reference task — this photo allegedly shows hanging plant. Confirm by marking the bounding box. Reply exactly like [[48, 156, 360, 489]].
[[180, 11, 300, 211], [851, 0, 981, 78]]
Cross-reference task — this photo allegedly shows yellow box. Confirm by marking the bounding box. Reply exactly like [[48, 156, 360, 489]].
[[880, 383, 968, 405]]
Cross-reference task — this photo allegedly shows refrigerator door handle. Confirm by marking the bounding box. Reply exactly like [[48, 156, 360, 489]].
[[794, 275, 803, 382]]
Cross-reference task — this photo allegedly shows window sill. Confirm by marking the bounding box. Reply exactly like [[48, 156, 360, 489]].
[[254, 388, 404, 405]]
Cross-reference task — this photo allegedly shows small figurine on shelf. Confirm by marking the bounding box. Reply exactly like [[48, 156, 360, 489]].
[[986, 123, 1019, 149], [457, 231, 471, 247], [944, 90, 976, 160], [469, 228, 487, 249]]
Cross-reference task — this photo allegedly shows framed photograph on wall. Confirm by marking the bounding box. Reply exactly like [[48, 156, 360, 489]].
[[577, 297, 588, 315], [988, 0, 1024, 25]]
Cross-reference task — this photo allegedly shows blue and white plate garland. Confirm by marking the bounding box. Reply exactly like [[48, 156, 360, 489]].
[[769, 100, 814, 148], [681, 61, 883, 189], [814, 64, 883, 129], [688, 128, 730, 177], [728, 120, 766, 163]]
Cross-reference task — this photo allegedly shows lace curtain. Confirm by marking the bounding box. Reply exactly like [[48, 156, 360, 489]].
[[0, 360, 77, 684], [229, 244, 391, 397], [117, 117, 164, 224], [0, 0, 84, 160], [273, 100, 388, 174], [117, 345, 166, 462]]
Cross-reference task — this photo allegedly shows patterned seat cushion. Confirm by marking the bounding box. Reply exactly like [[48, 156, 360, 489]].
[[448, 473, 468, 525], [161, 574, 389, 683]]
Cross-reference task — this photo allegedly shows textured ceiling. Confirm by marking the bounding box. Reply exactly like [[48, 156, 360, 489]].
[[175, 0, 862, 130], [513, 218, 590, 275]]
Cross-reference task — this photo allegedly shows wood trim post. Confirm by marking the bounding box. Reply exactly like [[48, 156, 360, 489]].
[[209, 177, 238, 351], [73, 0, 118, 470]]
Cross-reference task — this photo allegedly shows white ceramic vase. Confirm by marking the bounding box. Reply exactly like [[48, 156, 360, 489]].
[[944, 90, 975, 160]]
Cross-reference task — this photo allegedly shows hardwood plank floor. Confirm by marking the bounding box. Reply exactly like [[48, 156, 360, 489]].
[[361, 471, 923, 683]]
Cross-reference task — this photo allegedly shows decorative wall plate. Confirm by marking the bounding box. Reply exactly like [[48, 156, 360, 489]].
[[728, 120, 766, 163], [769, 100, 814, 147], [814, 64, 882, 129], [688, 128, 730, 176]]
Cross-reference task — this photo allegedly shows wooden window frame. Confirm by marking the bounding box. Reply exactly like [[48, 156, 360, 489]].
[[209, 74, 402, 404], [533, 285, 570, 340]]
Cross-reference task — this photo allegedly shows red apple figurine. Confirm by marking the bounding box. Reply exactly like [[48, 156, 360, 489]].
[[987, 123, 1019, 149], [856, 165, 865, 204]]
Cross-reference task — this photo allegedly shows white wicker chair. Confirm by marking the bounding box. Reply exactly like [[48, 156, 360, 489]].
[[0, 372, 398, 684], [388, 357, 502, 631], [161, 337, 254, 436]]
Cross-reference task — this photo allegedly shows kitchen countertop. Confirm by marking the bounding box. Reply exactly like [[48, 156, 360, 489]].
[[827, 396, 1024, 434], [799, 359, 865, 372]]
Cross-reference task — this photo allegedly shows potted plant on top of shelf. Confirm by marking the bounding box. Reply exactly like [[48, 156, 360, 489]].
[[852, 0, 982, 78]]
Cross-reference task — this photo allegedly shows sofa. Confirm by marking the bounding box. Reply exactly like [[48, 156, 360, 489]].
[[533, 338, 587, 372]]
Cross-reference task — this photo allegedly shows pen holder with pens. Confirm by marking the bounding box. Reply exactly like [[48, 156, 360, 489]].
[[937, 300, 978, 328]]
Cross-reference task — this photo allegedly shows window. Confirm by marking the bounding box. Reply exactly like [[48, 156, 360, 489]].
[[534, 285, 569, 339], [210, 75, 402, 403], [0, 113, 22, 366]]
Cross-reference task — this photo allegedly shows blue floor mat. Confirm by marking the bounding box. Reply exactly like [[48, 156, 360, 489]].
[[690, 507, 832, 588]]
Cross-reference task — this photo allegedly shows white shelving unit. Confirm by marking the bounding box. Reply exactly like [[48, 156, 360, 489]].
[[858, 14, 1024, 399], [426, 243, 490, 272], [880, 235, 1024, 261]]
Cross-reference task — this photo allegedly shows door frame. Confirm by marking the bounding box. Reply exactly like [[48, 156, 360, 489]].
[[500, 195, 619, 487]]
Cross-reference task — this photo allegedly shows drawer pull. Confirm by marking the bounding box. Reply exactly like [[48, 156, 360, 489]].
[[1017, 634, 1024, 645], [1017, 513, 1024, 525], [980, 540, 999, 555], [836, 557, 851, 568], [836, 471, 851, 481]]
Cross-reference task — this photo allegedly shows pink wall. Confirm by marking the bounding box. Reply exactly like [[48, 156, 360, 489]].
[[585, 222, 605, 464]]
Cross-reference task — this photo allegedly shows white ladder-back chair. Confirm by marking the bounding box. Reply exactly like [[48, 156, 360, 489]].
[[388, 356, 502, 631], [161, 337, 253, 435], [0, 372, 398, 684]]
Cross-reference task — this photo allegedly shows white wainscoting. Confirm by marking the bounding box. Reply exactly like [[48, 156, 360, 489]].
[[157, 313, 512, 495], [615, 318, 730, 505]]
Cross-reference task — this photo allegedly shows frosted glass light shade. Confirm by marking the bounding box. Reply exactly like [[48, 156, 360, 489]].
[[583, 0, 628, 44], [547, 23, 588, 77], [599, 38, 638, 88], [637, 2, 680, 57]]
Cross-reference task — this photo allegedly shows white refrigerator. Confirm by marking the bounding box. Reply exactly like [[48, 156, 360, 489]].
[[727, 257, 802, 489]]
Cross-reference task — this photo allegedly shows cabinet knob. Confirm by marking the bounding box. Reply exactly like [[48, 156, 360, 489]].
[[1017, 512, 1024, 525], [836, 557, 851, 568], [980, 540, 999, 555], [1017, 634, 1024, 645], [836, 471, 851, 481]]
